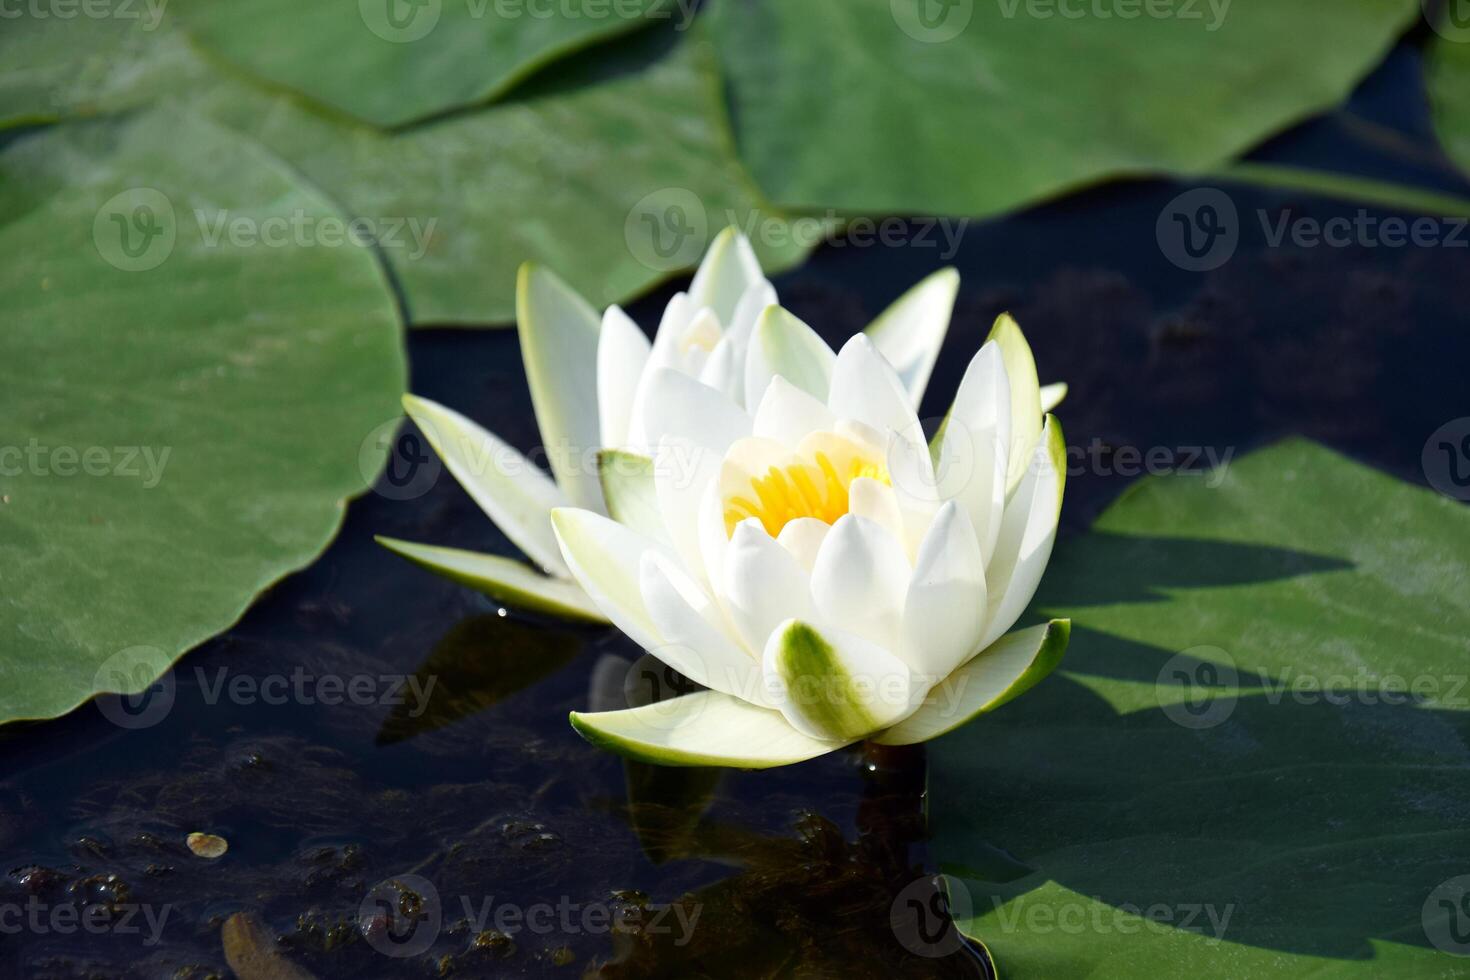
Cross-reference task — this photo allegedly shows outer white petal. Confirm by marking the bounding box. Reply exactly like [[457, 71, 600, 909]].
[[640, 553, 768, 705], [551, 508, 666, 651], [848, 477, 906, 548], [776, 518, 830, 572], [752, 376, 837, 448], [597, 306, 651, 450], [723, 521, 814, 656], [727, 280, 777, 347], [638, 368, 751, 457], [978, 415, 1066, 652], [900, 502, 987, 681], [516, 263, 604, 512], [828, 334, 923, 442], [876, 620, 1070, 746], [569, 691, 846, 769], [698, 334, 742, 403], [688, 227, 766, 328], [938, 342, 1011, 561], [864, 267, 959, 408], [654, 435, 722, 584], [744, 305, 837, 409], [401, 394, 569, 576], [598, 450, 670, 546], [648, 291, 692, 371], [376, 537, 606, 623], [988, 313, 1044, 495], [810, 514, 911, 652], [762, 620, 919, 741], [1040, 382, 1068, 413]]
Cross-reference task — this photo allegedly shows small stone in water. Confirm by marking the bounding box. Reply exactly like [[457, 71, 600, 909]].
[[187, 832, 229, 859]]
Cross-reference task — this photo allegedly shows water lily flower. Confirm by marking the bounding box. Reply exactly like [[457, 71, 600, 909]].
[[378, 229, 1067, 623], [553, 310, 1070, 768]]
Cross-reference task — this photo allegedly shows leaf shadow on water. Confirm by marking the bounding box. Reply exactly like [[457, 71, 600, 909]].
[[374, 614, 586, 746]]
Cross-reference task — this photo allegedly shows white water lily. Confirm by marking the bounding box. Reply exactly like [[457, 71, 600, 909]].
[[553, 311, 1070, 768], [378, 229, 1059, 623]]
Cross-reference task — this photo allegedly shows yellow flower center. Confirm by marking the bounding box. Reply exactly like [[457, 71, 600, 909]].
[[723, 442, 890, 538]]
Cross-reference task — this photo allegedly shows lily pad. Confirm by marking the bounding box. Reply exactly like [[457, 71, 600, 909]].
[[928, 440, 1470, 976], [1428, 34, 1470, 176], [706, 0, 1417, 216], [0, 108, 405, 724], [175, 0, 673, 127]]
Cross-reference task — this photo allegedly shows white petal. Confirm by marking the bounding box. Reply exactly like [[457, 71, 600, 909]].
[[901, 502, 987, 681], [761, 620, 918, 741], [876, 620, 1070, 746], [550, 508, 666, 651], [401, 395, 570, 576], [752, 376, 837, 448], [978, 415, 1066, 651], [654, 435, 722, 584], [848, 477, 906, 547], [698, 334, 742, 402], [864, 267, 959, 408], [723, 521, 814, 656], [516, 264, 604, 512], [727, 280, 778, 347], [776, 518, 830, 572], [597, 305, 651, 450], [648, 291, 692, 372], [937, 342, 1011, 560], [570, 691, 845, 769], [988, 313, 1044, 495], [640, 554, 767, 705], [639, 368, 751, 457], [376, 537, 605, 623], [1040, 382, 1068, 413], [689, 227, 766, 328], [828, 334, 923, 443], [598, 450, 669, 546], [810, 514, 910, 652], [744, 305, 836, 409]]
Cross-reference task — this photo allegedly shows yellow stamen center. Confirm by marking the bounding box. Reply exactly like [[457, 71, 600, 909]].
[[724, 450, 890, 538]]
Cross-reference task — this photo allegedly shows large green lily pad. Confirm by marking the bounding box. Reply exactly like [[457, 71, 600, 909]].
[[1428, 34, 1470, 176], [0, 108, 405, 724], [174, 0, 672, 127], [929, 440, 1470, 977], [706, 0, 1417, 216]]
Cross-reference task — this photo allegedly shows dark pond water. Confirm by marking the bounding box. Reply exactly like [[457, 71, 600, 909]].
[[1, 31, 1467, 980]]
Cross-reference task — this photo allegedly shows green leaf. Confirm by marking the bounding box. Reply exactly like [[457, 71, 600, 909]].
[[929, 440, 1470, 977], [1428, 33, 1470, 177], [174, 0, 672, 127], [0, 108, 405, 724], [375, 537, 606, 623], [2, 22, 815, 324], [706, 0, 1417, 216]]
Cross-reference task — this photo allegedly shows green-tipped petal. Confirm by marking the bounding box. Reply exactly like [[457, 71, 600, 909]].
[[401, 394, 569, 577], [570, 691, 846, 769], [874, 620, 1070, 746], [744, 305, 836, 409], [598, 450, 669, 545], [987, 313, 1043, 495], [1040, 382, 1068, 413], [517, 263, 604, 513], [765, 620, 916, 742], [864, 267, 959, 408], [688, 226, 765, 327], [376, 536, 606, 624]]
